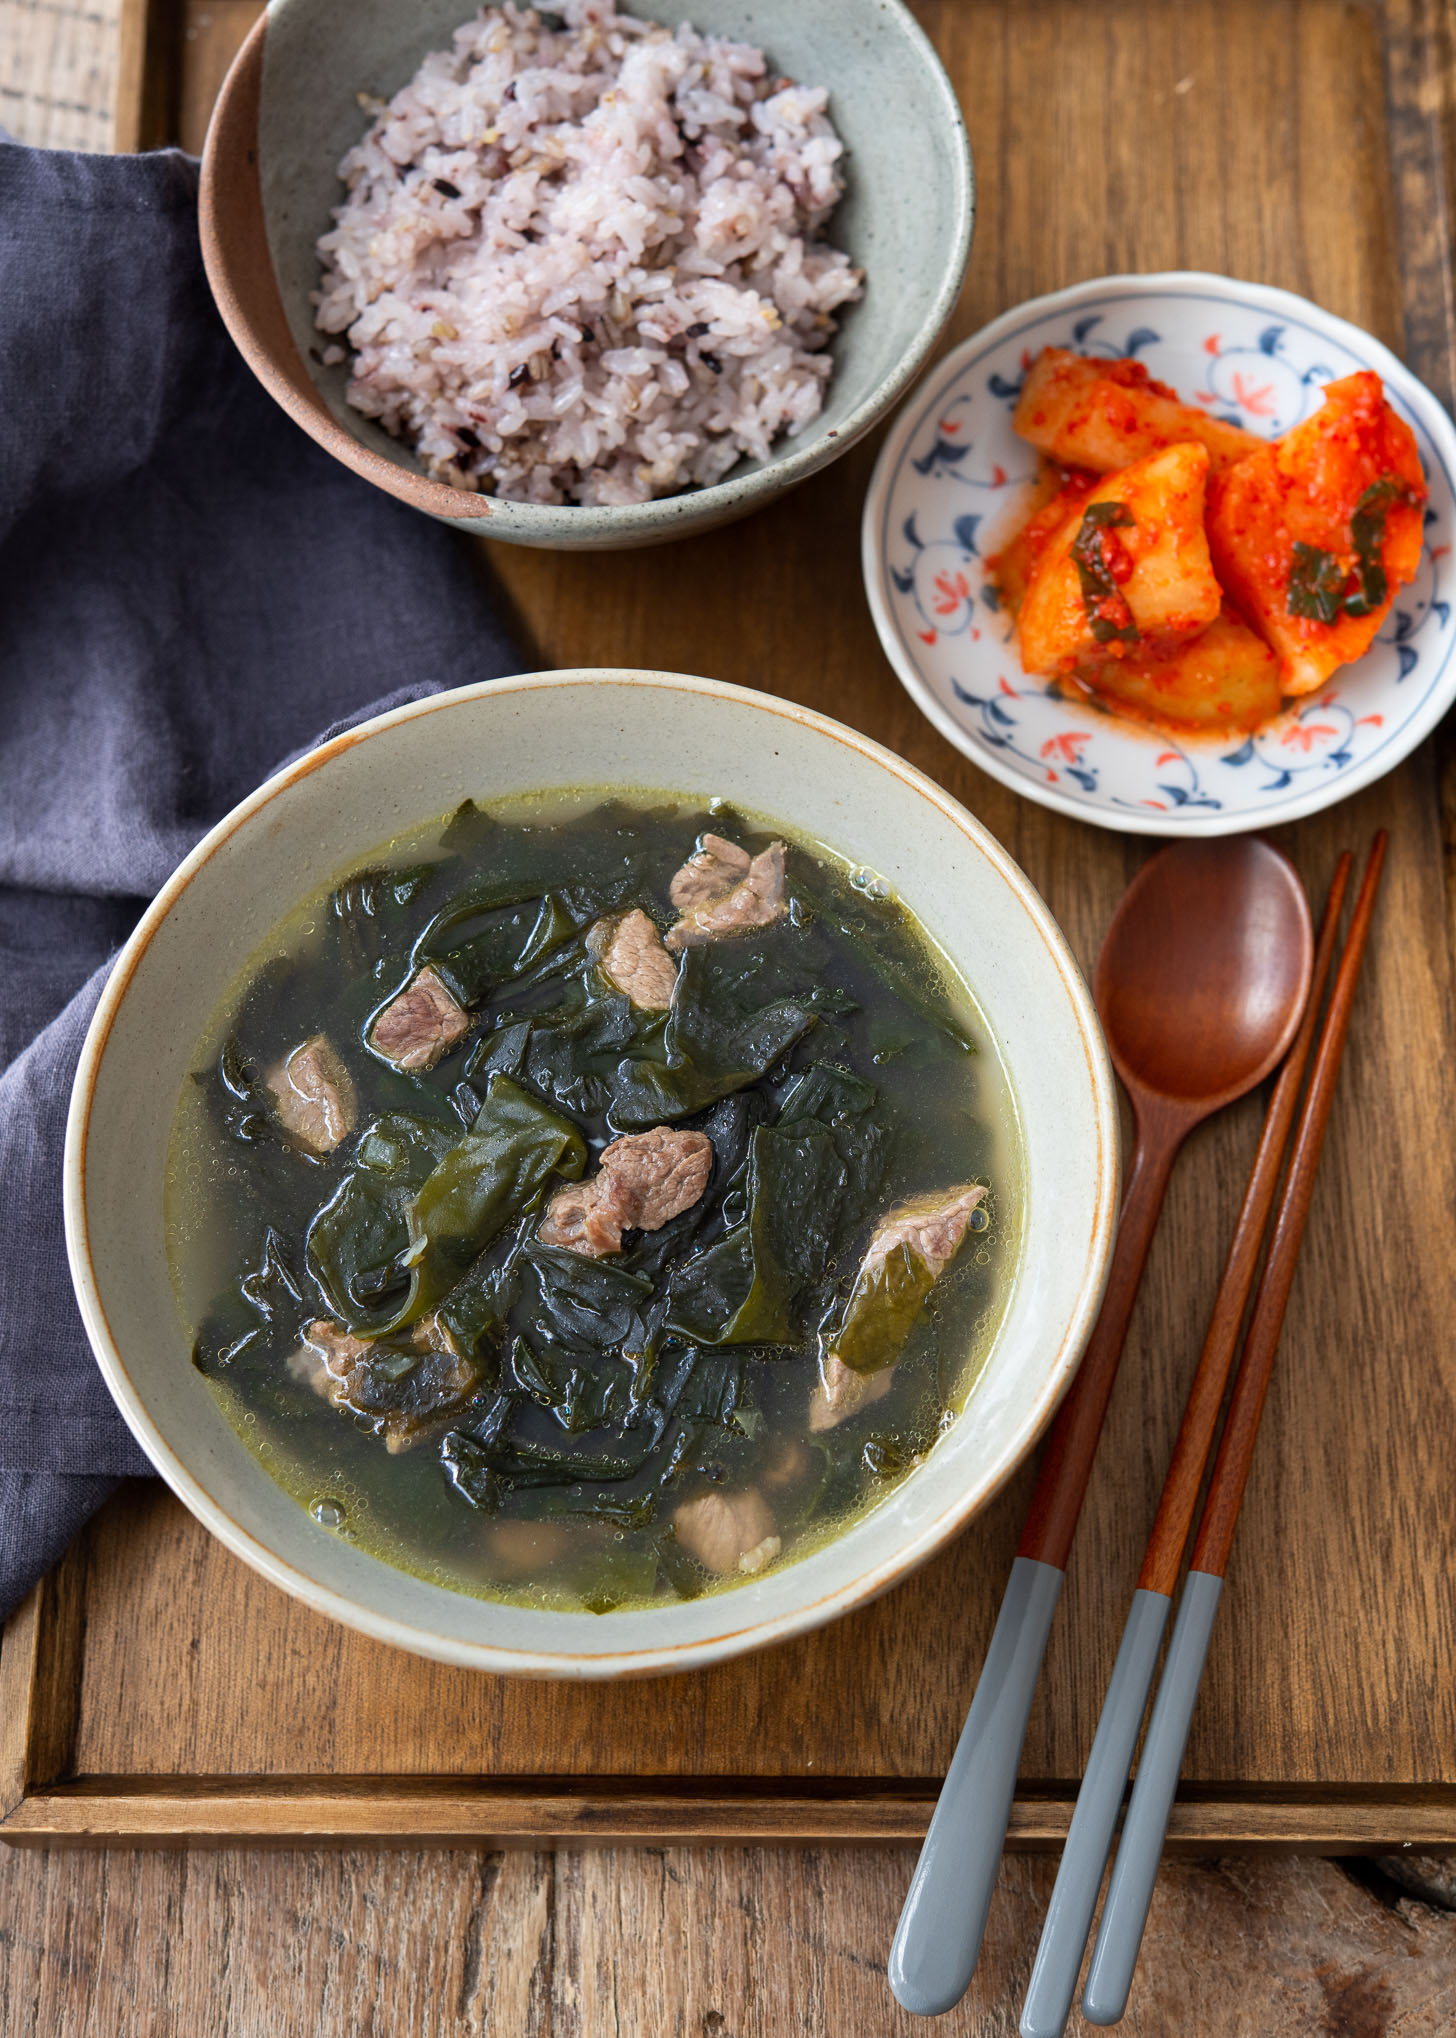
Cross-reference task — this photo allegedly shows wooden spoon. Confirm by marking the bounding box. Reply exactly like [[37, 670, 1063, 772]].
[[1021, 851, 1350, 2038], [1080, 833, 1386, 2028], [888, 838, 1313, 2019]]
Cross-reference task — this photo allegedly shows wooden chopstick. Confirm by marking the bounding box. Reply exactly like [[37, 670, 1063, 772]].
[[1019, 851, 1352, 2038], [1080, 830, 1388, 2029], [1183, 838, 1385, 1578], [1136, 849, 1352, 1596]]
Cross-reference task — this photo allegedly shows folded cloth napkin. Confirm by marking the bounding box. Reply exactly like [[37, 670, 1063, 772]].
[[0, 142, 521, 1622]]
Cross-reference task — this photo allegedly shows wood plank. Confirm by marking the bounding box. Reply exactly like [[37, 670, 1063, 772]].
[[0, 1562, 84, 1820], [116, 0, 252, 155], [113, 0, 150, 152], [7, 1780, 1456, 1851], [555, 1848, 1456, 2038], [0, 1840, 1454, 2036], [0, 1590, 42, 1820], [177, 0, 258, 154], [4, 0, 1455, 2029], [114, 0, 180, 151], [1382, 0, 1456, 411]]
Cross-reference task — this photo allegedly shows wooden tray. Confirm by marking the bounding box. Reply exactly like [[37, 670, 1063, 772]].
[[6, 0, 1456, 1851]]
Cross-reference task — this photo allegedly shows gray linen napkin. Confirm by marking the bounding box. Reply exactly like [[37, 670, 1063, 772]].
[[0, 141, 521, 1620]]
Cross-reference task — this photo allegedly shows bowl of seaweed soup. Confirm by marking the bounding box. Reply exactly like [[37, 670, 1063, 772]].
[[166, 791, 1020, 1615]]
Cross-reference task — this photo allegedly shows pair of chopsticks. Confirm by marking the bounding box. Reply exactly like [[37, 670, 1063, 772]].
[[1019, 832, 1387, 2036]]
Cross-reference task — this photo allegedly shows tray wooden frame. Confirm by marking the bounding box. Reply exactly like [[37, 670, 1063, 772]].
[[9, 1553, 1456, 1848], [6, 0, 1456, 1851]]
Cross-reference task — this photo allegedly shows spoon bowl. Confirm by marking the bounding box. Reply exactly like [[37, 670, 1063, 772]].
[[1095, 840, 1314, 1115]]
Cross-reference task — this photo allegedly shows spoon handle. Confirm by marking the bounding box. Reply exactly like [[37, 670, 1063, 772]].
[[888, 1122, 1180, 2016], [1018, 1109, 1185, 1571], [888, 1555, 1064, 2015]]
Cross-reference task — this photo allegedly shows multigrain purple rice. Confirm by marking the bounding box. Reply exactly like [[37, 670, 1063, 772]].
[[313, 0, 862, 506]]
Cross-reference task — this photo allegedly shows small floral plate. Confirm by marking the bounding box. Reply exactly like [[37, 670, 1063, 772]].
[[861, 272, 1456, 834]]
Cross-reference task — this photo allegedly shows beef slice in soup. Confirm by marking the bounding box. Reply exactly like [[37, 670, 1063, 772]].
[[811, 1183, 987, 1431], [263, 1034, 356, 1155], [539, 1125, 713, 1257], [811, 1352, 896, 1431], [674, 1487, 780, 1575], [586, 908, 678, 1009], [669, 833, 753, 910], [488, 1519, 570, 1577], [369, 966, 471, 1069], [293, 1315, 480, 1452], [665, 836, 787, 949]]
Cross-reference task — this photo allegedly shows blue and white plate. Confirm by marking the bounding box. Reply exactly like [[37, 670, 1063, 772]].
[[862, 272, 1456, 834]]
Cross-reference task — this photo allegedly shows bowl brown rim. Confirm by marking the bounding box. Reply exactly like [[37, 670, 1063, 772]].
[[197, 5, 976, 535]]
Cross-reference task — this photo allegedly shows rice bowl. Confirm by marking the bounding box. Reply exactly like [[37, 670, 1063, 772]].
[[200, 0, 974, 548]]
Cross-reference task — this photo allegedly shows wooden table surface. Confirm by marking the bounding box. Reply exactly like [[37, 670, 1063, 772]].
[[6, 1, 1456, 2031]]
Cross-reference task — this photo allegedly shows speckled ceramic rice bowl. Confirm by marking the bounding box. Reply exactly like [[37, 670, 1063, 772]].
[[200, 0, 973, 549]]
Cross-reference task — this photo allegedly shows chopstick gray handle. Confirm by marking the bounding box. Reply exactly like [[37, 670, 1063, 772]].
[[888, 1555, 1064, 2016], [1019, 1588, 1173, 2038], [1081, 1570, 1224, 2026]]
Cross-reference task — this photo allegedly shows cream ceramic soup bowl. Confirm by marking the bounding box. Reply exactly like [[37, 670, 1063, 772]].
[[65, 671, 1118, 1678]]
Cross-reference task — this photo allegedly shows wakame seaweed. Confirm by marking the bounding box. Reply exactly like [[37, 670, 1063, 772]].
[[166, 796, 1016, 1613]]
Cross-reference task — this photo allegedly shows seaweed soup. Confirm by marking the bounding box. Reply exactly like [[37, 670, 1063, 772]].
[[167, 793, 1023, 1613]]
